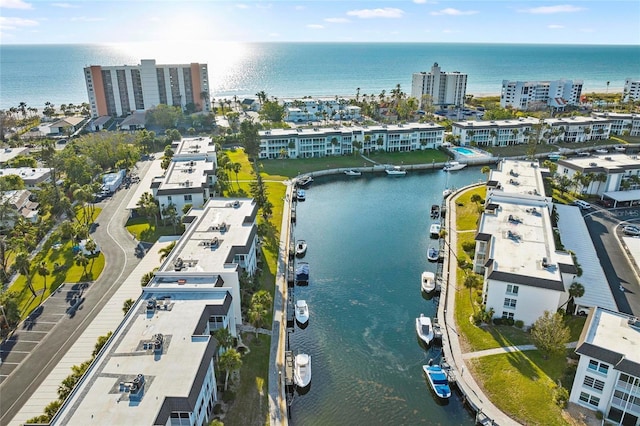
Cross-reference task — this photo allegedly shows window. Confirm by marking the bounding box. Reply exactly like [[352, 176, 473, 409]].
[[168, 195, 172, 202], [502, 311, 514, 320], [583, 376, 605, 392], [579, 392, 600, 407], [184, 194, 192, 202], [506, 284, 519, 295], [588, 360, 609, 376], [504, 298, 517, 309]]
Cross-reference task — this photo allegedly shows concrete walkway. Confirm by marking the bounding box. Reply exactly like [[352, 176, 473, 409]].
[[462, 342, 578, 360]]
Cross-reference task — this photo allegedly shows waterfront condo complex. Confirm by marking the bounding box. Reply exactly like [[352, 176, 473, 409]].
[[411, 62, 467, 108], [624, 79, 640, 102], [500, 79, 583, 111], [84, 59, 211, 118]]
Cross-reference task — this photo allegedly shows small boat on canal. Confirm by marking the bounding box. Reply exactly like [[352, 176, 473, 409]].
[[415, 313, 434, 346], [422, 363, 452, 399], [421, 271, 436, 293]]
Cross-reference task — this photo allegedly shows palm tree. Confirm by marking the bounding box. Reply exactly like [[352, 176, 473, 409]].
[[248, 303, 269, 337], [218, 348, 242, 391], [463, 273, 482, 310], [36, 261, 50, 291], [74, 252, 89, 279], [14, 251, 36, 297], [158, 241, 176, 262], [232, 162, 242, 187], [561, 281, 585, 314], [212, 327, 234, 351], [489, 130, 498, 146], [481, 166, 491, 181], [122, 298, 135, 315]]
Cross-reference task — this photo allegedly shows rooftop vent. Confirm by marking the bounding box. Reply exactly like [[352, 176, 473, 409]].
[[232, 200, 240, 208], [589, 162, 598, 167], [604, 157, 612, 161], [628, 317, 640, 330], [174, 257, 184, 271], [146, 299, 156, 311], [542, 257, 549, 267]]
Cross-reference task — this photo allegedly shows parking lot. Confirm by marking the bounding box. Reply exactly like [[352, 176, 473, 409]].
[[0, 282, 91, 383]]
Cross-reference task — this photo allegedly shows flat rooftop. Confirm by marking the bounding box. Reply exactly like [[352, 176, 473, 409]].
[[0, 167, 51, 184], [558, 153, 640, 173], [54, 287, 229, 425], [0, 147, 28, 164], [173, 136, 215, 157], [453, 117, 540, 129], [582, 307, 640, 367], [260, 122, 444, 138], [160, 198, 257, 274], [480, 195, 564, 284], [154, 157, 214, 193], [489, 160, 547, 199]]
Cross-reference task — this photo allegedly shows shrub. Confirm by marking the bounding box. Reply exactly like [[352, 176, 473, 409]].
[[554, 386, 569, 408], [472, 311, 484, 325], [595, 411, 603, 420], [506, 318, 515, 326], [213, 403, 223, 415], [493, 318, 503, 326], [515, 320, 524, 329], [462, 240, 476, 253]]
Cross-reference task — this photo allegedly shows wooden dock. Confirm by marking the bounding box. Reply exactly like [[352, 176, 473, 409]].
[[284, 351, 294, 387]]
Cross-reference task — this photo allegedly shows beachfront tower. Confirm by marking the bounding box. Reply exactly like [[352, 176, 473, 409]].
[[411, 63, 468, 108], [84, 59, 210, 118]]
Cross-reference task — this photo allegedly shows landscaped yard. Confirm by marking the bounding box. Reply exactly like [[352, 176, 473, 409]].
[[125, 217, 180, 242]]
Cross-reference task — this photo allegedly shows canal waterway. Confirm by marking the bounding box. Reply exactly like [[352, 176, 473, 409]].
[[288, 167, 485, 426]]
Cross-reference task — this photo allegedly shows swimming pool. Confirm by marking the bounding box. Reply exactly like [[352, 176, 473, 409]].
[[453, 147, 475, 156]]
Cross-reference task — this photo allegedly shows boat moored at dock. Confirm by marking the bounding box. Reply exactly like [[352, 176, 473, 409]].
[[421, 271, 436, 293], [415, 313, 434, 346], [422, 364, 452, 399]]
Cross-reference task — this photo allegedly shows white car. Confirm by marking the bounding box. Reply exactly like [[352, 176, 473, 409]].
[[623, 226, 640, 236]]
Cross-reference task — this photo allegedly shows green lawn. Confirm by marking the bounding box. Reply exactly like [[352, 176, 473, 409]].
[[259, 149, 449, 177], [125, 217, 181, 242], [221, 333, 271, 426], [469, 350, 573, 426]]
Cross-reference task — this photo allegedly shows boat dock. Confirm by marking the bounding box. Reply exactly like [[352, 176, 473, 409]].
[[284, 350, 295, 387]]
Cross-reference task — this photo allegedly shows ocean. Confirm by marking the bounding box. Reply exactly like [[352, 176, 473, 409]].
[[0, 42, 638, 110]]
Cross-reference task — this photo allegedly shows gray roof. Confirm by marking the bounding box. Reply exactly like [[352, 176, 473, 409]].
[[488, 270, 565, 291]]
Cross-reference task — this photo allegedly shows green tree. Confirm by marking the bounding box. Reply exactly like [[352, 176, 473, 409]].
[[137, 192, 159, 228], [218, 348, 242, 391], [248, 302, 269, 337], [140, 270, 156, 287], [36, 261, 50, 291], [74, 251, 89, 279], [93, 331, 113, 357], [212, 327, 234, 351], [14, 251, 36, 297], [158, 241, 176, 262], [258, 100, 284, 122], [0, 290, 20, 334], [123, 298, 135, 315], [531, 311, 570, 359], [481, 166, 491, 181]]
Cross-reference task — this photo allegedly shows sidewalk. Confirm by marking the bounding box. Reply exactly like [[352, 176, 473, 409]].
[[462, 342, 578, 360], [7, 241, 173, 425], [440, 184, 520, 426]]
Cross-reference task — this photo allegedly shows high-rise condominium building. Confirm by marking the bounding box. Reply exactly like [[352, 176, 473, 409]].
[[500, 79, 583, 110], [623, 78, 640, 102], [84, 59, 211, 118], [411, 62, 468, 108]]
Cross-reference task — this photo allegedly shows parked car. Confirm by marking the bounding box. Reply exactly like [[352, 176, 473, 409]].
[[623, 225, 640, 236]]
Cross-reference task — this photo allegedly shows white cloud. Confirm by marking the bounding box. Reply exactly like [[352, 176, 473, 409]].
[[548, 24, 564, 29], [324, 17, 350, 24], [51, 2, 77, 8], [431, 8, 478, 16], [70, 16, 105, 22], [520, 5, 584, 14], [347, 8, 404, 19], [307, 24, 324, 29], [0, 16, 38, 30], [0, 0, 32, 9], [236, 3, 249, 9], [294, 5, 305, 10]]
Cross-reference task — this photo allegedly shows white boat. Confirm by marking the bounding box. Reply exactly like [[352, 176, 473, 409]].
[[385, 166, 407, 176], [344, 169, 362, 176], [296, 189, 306, 201], [421, 271, 436, 293], [422, 364, 451, 399], [595, 148, 608, 154], [427, 247, 439, 263], [442, 188, 453, 198], [429, 223, 441, 239], [415, 314, 434, 346], [443, 161, 467, 171], [547, 153, 562, 161], [297, 175, 313, 187], [295, 240, 307, 257], [614, 146, 626, 152], [294, 353, 312, 388], [295, 300, 309, 325], [295, 262, 309, 284], [430, 204, 440, 219]]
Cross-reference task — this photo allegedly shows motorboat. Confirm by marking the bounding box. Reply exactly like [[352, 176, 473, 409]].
[[430, 204, 440, 219], [614, 146, 626, 152], [422, 364, 451, 399], [547, 153, 562, 161], [385, 166, 407, 176], [295, 300, 309, 325], [595, 148, 608, 154], [442, 188, 453, 198], [294, 353, 312, 388], [297, 175, 313, 187], [429, 223, 441, 239], [344, 169, 362, 176], [295, 262, 309, 284], [421, 271, 436, 293], [427, 247, 439, 263], [295, 240, 307, 257], [443, 161, 467, 172], [296, 189, 306, 201], [415, 314, 434, 346]]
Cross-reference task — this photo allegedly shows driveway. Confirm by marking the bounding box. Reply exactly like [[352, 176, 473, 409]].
[[583, 206, 640, 316], [0, 158, 154, 425]]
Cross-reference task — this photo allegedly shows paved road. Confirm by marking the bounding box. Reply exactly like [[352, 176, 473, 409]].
[[0, 159, 153, 425], [583, 206, 640, 317]]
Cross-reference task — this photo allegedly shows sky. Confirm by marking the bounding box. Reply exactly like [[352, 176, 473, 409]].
[[1, 0, 639, 45]]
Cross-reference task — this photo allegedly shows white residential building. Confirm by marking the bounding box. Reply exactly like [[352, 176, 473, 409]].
[[411, 62, 467, 107], [259, 123, 444, 159], [593, 112, 640, 137], [474, 160, 576, 326], [557, 153, 640, 197], [451, 116, 611, 147], [151, 137, 217, 217], [570, 307, 640, 426], [0, 167, 52, 189], [624, 78, 640, 102], [282, 97, 360, 123], [500, 79, 583, 110], [51, 286, 232, 426], [84, 59, 211, 118]]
